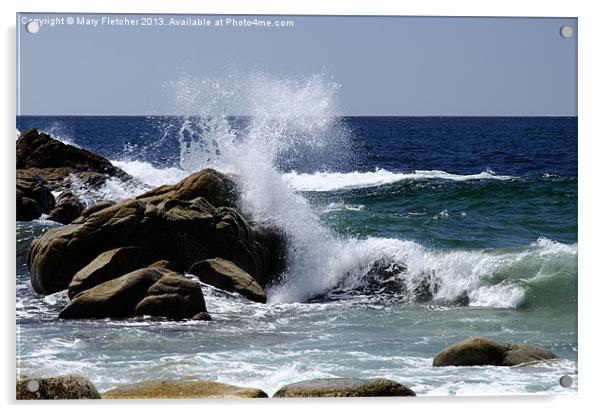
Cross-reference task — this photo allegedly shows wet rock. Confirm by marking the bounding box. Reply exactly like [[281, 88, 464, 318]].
[[29, 195, 283, 295], [16, 374, 101, 400], [47, 191, 85, 224], [188, 258, 267, 303], [16, 128, 131, 188], [29, 199, 146, 294], [68, 246, 143, 298], [77, 200, 116, 219], [272, 378, 416, 398], [102, 379, 267, 399], [16, 170, 55, 221], [59, 267, 206, 320], [432, 336, 558, 367], [502, 343, 559, 366], [136, 168, 239, 208]]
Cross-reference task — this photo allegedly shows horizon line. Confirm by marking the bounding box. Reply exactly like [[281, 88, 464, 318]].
[[16, 114, 578, 118]]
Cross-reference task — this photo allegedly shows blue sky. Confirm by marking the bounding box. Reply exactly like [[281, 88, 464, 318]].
[[17, 14, 577, 116]]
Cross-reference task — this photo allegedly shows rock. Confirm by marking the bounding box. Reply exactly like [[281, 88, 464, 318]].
[[29, 195, 283, 294], [192, 312, 212, 321], [148, 260, 171, 269], [432, 336, 558, 367], [47, 191, 85, 224], [136, 168, 239, 208], [68, 246, 143, 298], [29, 199, 146, 294], [502, 343, 559, 366], [102, 379, 267, 399], [16, 374, 101, 400], [16, 128, 130, 188], [77, 200, 116, 219], [188, 258, 267, 303], [16, 170, 55, 221], [59, 267, 206, 320], [272, 378, 416, 398]]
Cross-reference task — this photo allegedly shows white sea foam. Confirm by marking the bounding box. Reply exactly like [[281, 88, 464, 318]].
[[282, 168, 513, 192], [111, 159, 188, 188]]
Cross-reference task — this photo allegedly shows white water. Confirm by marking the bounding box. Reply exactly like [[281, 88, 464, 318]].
[[282, 168, 514, 192]]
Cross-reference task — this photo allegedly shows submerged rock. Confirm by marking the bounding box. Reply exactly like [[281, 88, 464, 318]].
[[16, 374, 101, 400], [188, 258, 267, 303], [272, 378, 416, 397], [102, 379, 267, 399], [47, 191, 85, 224], [59, 267, 206, 320], [432, 336, 558, 367], [28, 172, 285, 295], [16, 170, 55, 221], [16, 128, 130, 188]]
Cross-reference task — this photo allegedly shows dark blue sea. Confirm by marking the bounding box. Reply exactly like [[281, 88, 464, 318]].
[[16, 115, 578, 395]]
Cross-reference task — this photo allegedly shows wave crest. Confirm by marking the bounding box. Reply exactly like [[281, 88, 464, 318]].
[[282, 168, 514, 192]]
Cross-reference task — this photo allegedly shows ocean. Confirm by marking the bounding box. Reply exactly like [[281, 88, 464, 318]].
[[16, 114, 577, 396]]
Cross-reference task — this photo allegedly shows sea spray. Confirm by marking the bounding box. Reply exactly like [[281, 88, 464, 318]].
[[164, 72, 364, 302]]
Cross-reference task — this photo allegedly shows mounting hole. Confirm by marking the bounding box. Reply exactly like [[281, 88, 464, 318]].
[[559, 375, 573, 388], [25, 21, 40, 34], [26, 379, 40, 392], [560, 26, 573, 39]]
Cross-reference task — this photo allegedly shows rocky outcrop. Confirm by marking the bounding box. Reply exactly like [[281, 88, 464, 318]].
[[59, 267, 207, 320], [432, 336, 558, 367], [102, 379, 267, 399], [47, 191, 85, 224], [29, 194, 283, 295], [188, 258, 267, 303], [136, 168, 239, 208], [16, 375, 101, 400], [272, 378, 416, 398], [16, 128, 130, 188], [16, 170, 55, 221]]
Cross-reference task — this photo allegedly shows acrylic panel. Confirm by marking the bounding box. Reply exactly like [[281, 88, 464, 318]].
[[16, 13, 577, 399]]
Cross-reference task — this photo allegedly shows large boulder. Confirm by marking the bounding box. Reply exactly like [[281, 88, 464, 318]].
[[29, 199, 145, 294], [68, 246, 143, 298], [188, 258, 267, 303], [47, 191, 85, 224], [16, 374, 101, 400], [136, 168, 239, 208], [272, 378, 416, 398], [102, 379, 267, 399], [16, 170, 55, 221], [16, 128, 131, 188], [432, 337, 558, 367], [59, 267, 206, 320], [29, 195, 283, 295]]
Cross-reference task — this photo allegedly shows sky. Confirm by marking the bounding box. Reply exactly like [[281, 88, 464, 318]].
[[17, 14, 577, 116]]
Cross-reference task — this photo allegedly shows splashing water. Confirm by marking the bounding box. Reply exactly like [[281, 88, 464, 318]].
[[167, 72, 358, 302]]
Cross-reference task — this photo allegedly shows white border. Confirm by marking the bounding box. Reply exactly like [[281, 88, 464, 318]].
[[2, 1, 600, 412]]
